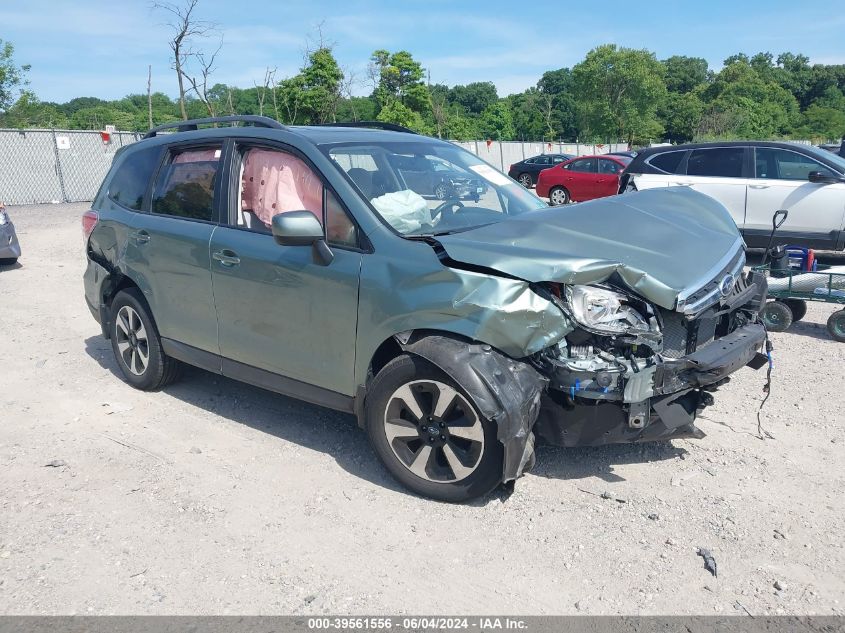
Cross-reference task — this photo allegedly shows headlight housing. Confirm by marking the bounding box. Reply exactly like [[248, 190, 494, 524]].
[[564, 285, 653, 335]]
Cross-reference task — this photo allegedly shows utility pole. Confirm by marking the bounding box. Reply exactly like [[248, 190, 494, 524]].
[[147, 65, 153, 130]]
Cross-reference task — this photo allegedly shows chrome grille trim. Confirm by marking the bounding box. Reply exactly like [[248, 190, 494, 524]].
[[676, 242, 745, 315]]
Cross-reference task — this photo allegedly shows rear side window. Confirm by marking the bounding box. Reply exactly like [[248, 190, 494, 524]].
[[107, 147, 161, 210], [687, 148, 744, 178], [648, 150, 685, 174], [567, 158, 596, 173], [152, 146, 222, 221]]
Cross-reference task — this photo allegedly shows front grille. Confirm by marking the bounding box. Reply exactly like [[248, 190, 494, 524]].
[[659, 312, 721, 358]]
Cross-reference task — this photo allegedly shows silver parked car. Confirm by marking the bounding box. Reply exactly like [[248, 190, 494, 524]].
[[0, 203, 21, 265]]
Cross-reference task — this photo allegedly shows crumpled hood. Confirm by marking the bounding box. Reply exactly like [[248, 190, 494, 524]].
[[436, 187, 742, 310]]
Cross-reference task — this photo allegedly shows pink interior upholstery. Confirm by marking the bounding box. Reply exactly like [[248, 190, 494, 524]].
[[173, 149, 219, 164], [241, 150, 323, 226]]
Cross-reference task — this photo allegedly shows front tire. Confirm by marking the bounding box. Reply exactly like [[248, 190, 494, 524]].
[[366, 354, 503, 502], [109, 289, 182, 390], [549, 186, 570, 206], [0, 257, 18, 266], [434, 182, 449, 200], [761, 300, 793, 332], [827, 309, 845, 342]]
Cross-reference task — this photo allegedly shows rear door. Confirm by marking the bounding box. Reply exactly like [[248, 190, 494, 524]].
[[209, 141, 363, 396], [674, 147, 749, 230], [126, 143, 222, 356], [595, 158, 625, 199], [530, 155, 552, 179], [745, 146, 845, 249]]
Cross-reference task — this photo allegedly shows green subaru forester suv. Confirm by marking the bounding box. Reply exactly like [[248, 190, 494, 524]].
[[84, 116, 769, 502]]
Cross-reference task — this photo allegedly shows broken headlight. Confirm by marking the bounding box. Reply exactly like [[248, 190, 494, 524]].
[[564, 285, 652, 335]]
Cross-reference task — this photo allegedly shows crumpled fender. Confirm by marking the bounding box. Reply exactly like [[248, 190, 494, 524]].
[[395, 331, 548, 483]]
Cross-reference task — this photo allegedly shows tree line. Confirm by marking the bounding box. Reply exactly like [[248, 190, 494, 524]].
[[2, 21, 844, 144]]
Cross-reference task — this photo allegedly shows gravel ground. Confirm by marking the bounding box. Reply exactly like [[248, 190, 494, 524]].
[[1, 202, 843, 616]]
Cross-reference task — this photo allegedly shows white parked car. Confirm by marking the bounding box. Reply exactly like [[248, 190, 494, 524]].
[[619, 141, 845, 251]]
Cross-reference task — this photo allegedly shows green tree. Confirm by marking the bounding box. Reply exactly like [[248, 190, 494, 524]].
[[370, 49, 429, 114], [798, 104, 845, 140], [0, 40, 30, 112], [478, 101, 515, 140], [572, 44, 667, 144], [659, 91, 705, 143], [1, 91, 67, 128], [663, 55, 709, 93], [448, 82, 498, 115], [376, 100, 428, 133]]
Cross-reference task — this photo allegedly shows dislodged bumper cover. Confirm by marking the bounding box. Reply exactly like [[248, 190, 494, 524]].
[[435, 188, 741, 310], [395, 332, 547, 482]]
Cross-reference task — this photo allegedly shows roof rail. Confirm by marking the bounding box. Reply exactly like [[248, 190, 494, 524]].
[[314, 121, 418, 135], [143, 115, 285, 139]]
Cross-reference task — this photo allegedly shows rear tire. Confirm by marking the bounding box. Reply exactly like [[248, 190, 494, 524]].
[[0, 257, 18, 266], [761, 300, 793, 332], [827, 309, 845, 343], [109, 289, 182, 390], [365, 354, 503, 502], [517, 173, 533, 188], [783, 299, 807, 322], [549, 187, 570, 206]]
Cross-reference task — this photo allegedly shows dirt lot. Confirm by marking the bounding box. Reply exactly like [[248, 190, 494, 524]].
[[1, 202, 844, 616]]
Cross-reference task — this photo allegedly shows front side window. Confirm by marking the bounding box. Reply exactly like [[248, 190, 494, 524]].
[[755, 147, 835, 181], [535, 156, 551, 166], [236, 146, 359, 248], [152, 146, 221, 221], [687, 147, 744, 178], [324, 140, 546, 236], [108, 146, 161, 211]]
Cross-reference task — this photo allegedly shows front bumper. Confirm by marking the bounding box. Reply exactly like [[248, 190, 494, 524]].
[[534, 322, 767, 447], [0, 221, 21, 259]]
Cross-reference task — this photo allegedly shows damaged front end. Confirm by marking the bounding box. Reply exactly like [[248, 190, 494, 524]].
[[530, 263, 769, 450]]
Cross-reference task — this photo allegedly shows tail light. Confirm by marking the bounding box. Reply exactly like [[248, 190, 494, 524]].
[[82, 210, 99, 248], [509, 164, 514, 172]]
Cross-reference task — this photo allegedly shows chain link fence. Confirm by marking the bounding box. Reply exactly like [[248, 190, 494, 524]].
[[0, 128, 141, 205], [0, 128, 626, 206]]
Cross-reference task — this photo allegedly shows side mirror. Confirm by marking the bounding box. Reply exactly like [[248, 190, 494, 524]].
[[808, 170, 844, 185], [272, 210, 324, 246], [271, 210, 333, 266]]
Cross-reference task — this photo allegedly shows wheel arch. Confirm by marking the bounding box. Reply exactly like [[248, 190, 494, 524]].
[[361, 329, 547, 483]]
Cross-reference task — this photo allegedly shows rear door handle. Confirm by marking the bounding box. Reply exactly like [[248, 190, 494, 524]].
[[749, 184, 770, 189], [131, 230, 150, 244], [212, 250, 241, 267]]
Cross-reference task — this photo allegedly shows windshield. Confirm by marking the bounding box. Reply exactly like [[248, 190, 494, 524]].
[[321, 140, 547, 236]]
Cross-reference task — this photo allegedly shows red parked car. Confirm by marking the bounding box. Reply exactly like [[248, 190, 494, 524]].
[[536, 154, 632, 205]]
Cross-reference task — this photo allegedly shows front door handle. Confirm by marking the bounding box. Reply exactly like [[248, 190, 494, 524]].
[[131, 230, 150, 244], [212, 250, 241, 267], [749, 184, 770, 189]]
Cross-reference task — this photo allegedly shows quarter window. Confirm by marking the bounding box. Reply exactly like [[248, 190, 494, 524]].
[[755, 147, 835, 181], [108, 146, 161, 211], [152, 146, 221, 221], [648, 150, 686, 175], [687, 148, 744, 178]]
